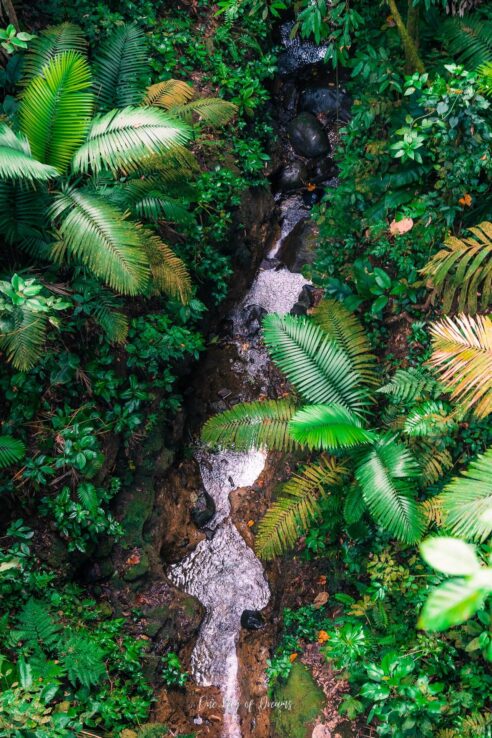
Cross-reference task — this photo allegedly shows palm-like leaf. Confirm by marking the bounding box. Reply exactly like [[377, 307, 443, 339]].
[[379, 366, 444, 403], [428, 314, 492, 418], [0, 125, 58, 182], [0, 181, 51, 246], [421, 221, 492, 313], [20, 51, 94, 174], [312, 298, 378, 385], [111, 178, 194, 225], [73, 107, 191, 176], [22, 23, 87, 80], [0, 435, 25, 468], [141, 232, 192, 303], [289, 403, 375, 450], [144, 80, 195, 108], [354, 436, 424, 543], [440, 16, 492, 69], [145, 79, 236, 126], [255, 457, 347, 559], [93, 23, 148, 111], [441, 446, 492, 542], [262, 313, 369, 414], [201, 399, 298, 451], [403, 400, 456, 437], [0, 305, 48, 371], [51, 187, 149, 295]]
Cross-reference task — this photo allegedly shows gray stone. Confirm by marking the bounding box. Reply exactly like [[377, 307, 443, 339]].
[[277, 160, 308, 192], [288, 113, 330, 159], [241, 609, 265, 629], [191, 490, 216, 528]]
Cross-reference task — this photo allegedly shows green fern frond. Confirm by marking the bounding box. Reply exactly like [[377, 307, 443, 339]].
[[20, 51, 94, 174], [112, 178, 193, 225], [478, 61, 492, 98], [62, 632, 106, 687], [170, 98, 237, 126], [83, 284, 128, 343], [142, 231, 192, 303], [312, 298, 378, 385], [262, 313, 370, 414], [420, 495, 445, 527], [14, 600, 59, 652], [421, 221, 492, 314], [289, 403, 375, 451], [73, 106, 192, 176], [201, 399, 298, 451], [255, 457, 347, 559], [440, 16, 492, 69], [0, 125, 58, 182], [403, 400, 456, 437], [0, 304, 48, 371], [0, 182, 51, 246], [379, 366, 444, 403], [93, 23, 148, 111], [343, 483, 366, 524], [440, 446, 492, 542], [419, 447, 453, 486], [0, 435, 25, 468], [51, 187, 150, 295], [461, 712, 492, 738], [355, 436, 424, 543], [22, 23, 87, 80]]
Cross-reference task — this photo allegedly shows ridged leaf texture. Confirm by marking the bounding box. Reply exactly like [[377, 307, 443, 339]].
[[312, 298, 378, 385], [145, 79, 195, 108], [141, 231, 192, 303], [440, 16, 492, 69], [14, 599, 59, 652], [201, 399, 298, 451], [289, 403, 375, 450], [93, 23, 148, 111], [0, 302, 48, 370], [111, 178, 194, 225], [51, 187, 150, 295], [62, 632, 106, 687], [145, 79, 236, 126], [73, 106, 191, 175], [19, 51, 94, 174], [440, 446, 492, 542], [378, 366, 444, 403], [428, 314, 492, 418], [418, 446, 453, 486], [0, 435, 25, 468], [262, 313, 369, 414], [421, 221, 492, 314], [255, 457, 347, 559], [22, 23, 87, 80], [354, 436, 424, 543], [0, 125, 58, 181], [0, 181, 51, 247], [403, 400, 456, 437]]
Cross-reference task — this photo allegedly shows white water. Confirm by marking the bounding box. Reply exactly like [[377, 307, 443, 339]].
[[168, 198, 309, 737]]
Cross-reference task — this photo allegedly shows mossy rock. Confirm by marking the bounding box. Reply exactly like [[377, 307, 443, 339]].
[[271, 662, 325, 738]]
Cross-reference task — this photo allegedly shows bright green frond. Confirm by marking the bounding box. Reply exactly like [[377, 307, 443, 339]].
[[0, 435, 25, 468], [201, 399, 298, 451], [51, 187, 150, 295], [355, 436, 424, 543], [262, 313, 369, 413], [289, 403, 375, 451], [312, 298, 378, 385], [72, 106, 192, 175], [170, 98, 237, 126], [255, 457, 347, 559], [379, 366, 444, 404], [141, 231, 192, 303], [19, 51, 94, 174], [0, 305, 48, 371], [22, 23, 87, 80], [0, 125, 58, 182], [112, 178, 194, 225], [440, 16, 492, 69], [0, 181, 51, 246], [93, 23, 148, 111], [403, 400, 456, 437], [441, 446, 492, 542]]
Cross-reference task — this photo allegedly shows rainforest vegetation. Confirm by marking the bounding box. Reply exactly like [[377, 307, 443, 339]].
[[0, 0, 491, 736]]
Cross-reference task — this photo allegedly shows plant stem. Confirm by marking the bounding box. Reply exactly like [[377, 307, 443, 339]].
[[386, 0, 426, 75]]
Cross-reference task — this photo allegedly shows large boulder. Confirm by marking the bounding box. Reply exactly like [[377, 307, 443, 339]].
[[299, 87, 352, 121], [288, 113, 330, 159], [276, 160, 308, 192]]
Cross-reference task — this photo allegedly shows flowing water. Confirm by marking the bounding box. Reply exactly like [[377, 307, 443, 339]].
[[168, 204, 309, 737]]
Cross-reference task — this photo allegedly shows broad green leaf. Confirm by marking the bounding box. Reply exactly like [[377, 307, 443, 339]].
[[420, 537, 481, 576], [418, 578, 487, 631]]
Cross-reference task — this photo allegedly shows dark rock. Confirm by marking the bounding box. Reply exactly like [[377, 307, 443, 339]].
[[240, 303, 267, 337], [276, 160, 308, 192], [299, 87, 352, 121], [308, 155, 337, 184], [288, 112, 330, 159], [191, 490, 216, 528], [278, 218, 317, 273], [81, 558, 115, 583], [241, 609, 265, 630], [302, 188, 323, 208]]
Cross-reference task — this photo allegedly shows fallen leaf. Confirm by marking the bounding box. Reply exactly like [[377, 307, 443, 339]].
[[306, 182, 316, 192], [459, 193, 472, 207], [313, 591, 329, 609], [289, 653, 298, 662], [247, 520, 255, 528], [389, 217, 413, 236], [317, 630, 329, 643], [317, 574, 327, 585]]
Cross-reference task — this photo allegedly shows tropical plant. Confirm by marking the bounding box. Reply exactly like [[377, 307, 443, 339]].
[[421, 221, 492, 314], [0, 434, 25, 469], [440, 15, 492, 69], [0, 22, 235, 370], [202, 300, 431, 557], [427, 313, 492, 419]]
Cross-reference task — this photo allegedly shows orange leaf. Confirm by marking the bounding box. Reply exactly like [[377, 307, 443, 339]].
[[458, 194, 472, 207], [247, 520, 255, 528], [389, 217, 413, 236], [317, 630, 329, 643], [289, 653, 298, 662]]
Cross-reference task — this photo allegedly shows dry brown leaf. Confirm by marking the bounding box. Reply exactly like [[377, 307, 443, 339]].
[[389, 217, 413, 236], [313, 591, 329, 609]]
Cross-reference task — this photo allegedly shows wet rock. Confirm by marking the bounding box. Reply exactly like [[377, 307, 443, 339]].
[[288, 113, 330, 159], [276, 160, 308, 192], [308, 155, 337, 184], [241, 303, 267, 337], [302, 188, 323, 208], [278, 218, 317, 273], [81, 558, 114, 583], [241, 609, 265, 630], [299, 86, 352, 121], [278, 22, 328, 76], [191, 490, 216, 529]]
